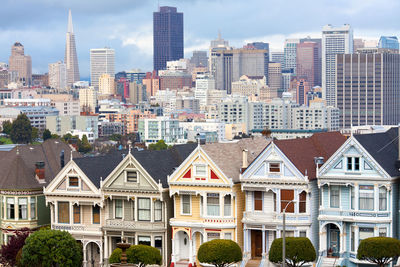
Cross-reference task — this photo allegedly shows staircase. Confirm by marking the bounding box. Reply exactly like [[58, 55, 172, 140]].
[[320, 257, 338, 267], [245, 259, 261, 267]]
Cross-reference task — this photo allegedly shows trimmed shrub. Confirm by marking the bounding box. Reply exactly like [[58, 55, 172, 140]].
[[357, 237, 400, 267], [197, 239, 242, 267], [109, 244, 162, 267], [269, 237, 316, 267]]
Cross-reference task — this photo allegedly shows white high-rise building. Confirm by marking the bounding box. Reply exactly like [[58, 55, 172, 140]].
[[48, 61, 67, 90], [283, 39, 299, 73], [322, 24, 353, 107], [98, 74, 115, 95], [64, 10, 80, 87], [79, 87, 97, 113], [90, 48, 115, 90]]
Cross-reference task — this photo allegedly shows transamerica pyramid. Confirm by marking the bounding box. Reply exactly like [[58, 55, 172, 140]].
[[64, 9, 80, 87]]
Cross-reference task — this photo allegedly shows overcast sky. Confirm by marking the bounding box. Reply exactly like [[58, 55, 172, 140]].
[[0, 0, 399, 78]]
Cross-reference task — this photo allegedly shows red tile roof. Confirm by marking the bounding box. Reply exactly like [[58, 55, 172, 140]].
[[274, 131, 347, 180]]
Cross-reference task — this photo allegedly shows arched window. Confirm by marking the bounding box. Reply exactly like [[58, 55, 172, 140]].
[[299, 191, 306, 213]]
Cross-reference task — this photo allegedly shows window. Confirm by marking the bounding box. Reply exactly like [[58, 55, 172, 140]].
[[69, 177, 79, 187], [181, 195, 191, 215], [330, 186, 340, 208], [30, 197, 36, 219], [207, 232, 220, 241], [269, 163, 280, 173], [73, 205, 80, 224], [347, 157, 360, 171], [207, 193, 220, 216], [115, 199, 123, 219], [195, 165, 207, 177], [359, 227, 374, 242], [300, 231, 307, 237], [154, 200, 162, 221], [351, 186, 355, 210], [351, 227, 355, 251], [379, 227, 387, 237], [93, 206, 100, 224], [347, 157, 352, 170], [254, 191, 263, 211], [224, 195, 231, 216], [155, 236, 162, 253], [359, 185, 374, 210], [379, 187, 387, 211], [224, 233, 232, 240], [299, 191, 306, 213], [138, 236, 151, 246], [132, 200, 135, 221], [127, 171, 138, 182], [7, 198, 14, 219], [281, 190, 294, 213], [273, 193, 277, 211], [18, 198, 27, 220], [354, 157, 360, 171], [138, 198, 150, 221], [58, 202, 70, 223]]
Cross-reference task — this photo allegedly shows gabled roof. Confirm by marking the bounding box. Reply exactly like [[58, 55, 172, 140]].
[[354, 127, 400, 177], [74, 144, 197, 188], [0, 139, 76, 190], [201, 137, 270, 182], [274, 131, 347, 180]]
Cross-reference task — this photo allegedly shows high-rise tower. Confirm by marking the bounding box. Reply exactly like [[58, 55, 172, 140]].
[[64, 10, 80, 87], [153, 6, 184, 73], [9, 42, 32, 86]]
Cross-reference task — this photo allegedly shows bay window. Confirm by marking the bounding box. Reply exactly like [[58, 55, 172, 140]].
[[115, 199, 123, 219], [281, 190, 294, 212], [330, 186, 340, 208], [154, 200, 162, 221], [350, 186, 355, 210], [7, 198, 14, 219], [379, 187, 387, 211], [138, 198, 150, 221], [207, 232, 220, 241], [207, 193, 220, 216], [359, 227, 374, 242], [92, 205, 100, 224], [224, 195, 231, 216], [254, 191, 263, 211], [30, 197, 36, 219], [18, 198, 27, 220], [181, 195, 191, 215], [73, 205, 80, 224], [58, 202, 70, 223], [299, 191, 306, 213], [359, 185, 374, 210]]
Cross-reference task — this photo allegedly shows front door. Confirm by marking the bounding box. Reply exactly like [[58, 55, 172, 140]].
[[328, 225, 340, 257], [87, 242, 100, 267], [251, 230, 262, 258]]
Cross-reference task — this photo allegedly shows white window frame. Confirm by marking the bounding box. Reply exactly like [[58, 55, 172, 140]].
[[67, 175, 80, 189], [181, 195, 192, 215], [114, 199, 124, 219], [329, 185, 340, 208], [268, 162, 281, 173], [194, 164, 207, 177], [125, 169, 139, 183], [379, 186, 388, 211], [206, 193, 220, 217]]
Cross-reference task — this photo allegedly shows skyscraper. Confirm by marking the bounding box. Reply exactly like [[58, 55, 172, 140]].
[[378, 36, 399, 50], [322, 24, 353, 107], [297, 42, 321, 87], [90, 48, 115, 90], [153, 6, 184, 72], [64, 10, 80, 87], [8, 42, 32, 86], [48, 61, 67, 90], [336, 48, 400, 128], [283, 39, 299, 74]]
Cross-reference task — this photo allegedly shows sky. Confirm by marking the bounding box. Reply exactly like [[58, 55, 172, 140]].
[[0, 0, 400, 78]]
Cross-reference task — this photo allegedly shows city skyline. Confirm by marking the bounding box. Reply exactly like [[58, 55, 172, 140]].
[[0, 0, 399, 77]]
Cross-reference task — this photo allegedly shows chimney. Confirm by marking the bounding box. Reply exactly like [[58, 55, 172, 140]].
[[60, 150, 65, 168], [35, 162, 45, 183], [242, 149, 248, 169]]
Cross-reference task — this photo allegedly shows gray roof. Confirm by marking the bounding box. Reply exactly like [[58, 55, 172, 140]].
[[355, 127, 400, 177], [74, 144, 197, 188]]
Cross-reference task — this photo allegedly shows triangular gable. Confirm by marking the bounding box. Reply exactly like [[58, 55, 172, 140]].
[[168, 146, 232, 186], [44, 160, 99, 195], [318, 136, 391, 180], [102, 153, 160, 191], [241, 142, 306, 182]]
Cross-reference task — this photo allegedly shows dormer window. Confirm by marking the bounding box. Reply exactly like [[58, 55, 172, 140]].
[[69, 177, 79, 187], [269, 163, 280, 173], [347, 157, 360, 171], [126, 171, 138, 183], [195, 165, 207, 177]]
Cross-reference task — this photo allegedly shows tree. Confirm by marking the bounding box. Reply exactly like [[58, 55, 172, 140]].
[[0, 228, 30, 266], [357, 237, 400, 267], [269, 237, 316, 267], [10, 114, 32, 144], [31, 127, 39, 141], [78, 134, 92, 153], [148, 139, 169, 150], [109, 134, 122, 142], [43, 129, 52, 141], [20, 229, 82, 267], [197, 239, 242, 267], [109, 245, 162, 267], [2, 120, 12, 135]]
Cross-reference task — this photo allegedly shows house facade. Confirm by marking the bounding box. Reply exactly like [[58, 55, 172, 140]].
[[168, 138, 269, 267], [317, 129, 399, 267], [240, 132, 346, 267]]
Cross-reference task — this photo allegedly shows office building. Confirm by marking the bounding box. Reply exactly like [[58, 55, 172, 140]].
[[378, 36, 399, 50], [270, 51, 284, 66], [79, 87, 97, 113], [98, 74, 115, 95], [8, 42, 32, 86], [209, 32, 230, 75], [322, 24, 353, 107], [190, 51, 208, 68], [353, 38, 365, 51], [143, 71, 160, 97], [128, 82, 146, 104], [46, 115, 99, 139], [283, 39, 299, 74], [336, 49, 400, 128], [64, 10, 80, 87], [296, 78, 310, 106], [159, 71, 192, 91], [126, 69, 146, 84], [231, 75, 267, 97], [268, 62, 282, 97], [297, 42, 321, 87], [138, 116, 184, 144], [48, 61, 67, 90], [90, 48, 115, 90], [153, 6, 184, 72]]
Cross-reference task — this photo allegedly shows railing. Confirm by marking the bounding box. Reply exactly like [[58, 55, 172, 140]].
[[319, 209, 390, 218], [52, 224, 100, 232], [202, 218, 235, 224], [105, 219, 165, 230]]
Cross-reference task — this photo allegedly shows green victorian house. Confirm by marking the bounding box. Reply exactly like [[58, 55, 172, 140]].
[[0, 139, 74, 243]]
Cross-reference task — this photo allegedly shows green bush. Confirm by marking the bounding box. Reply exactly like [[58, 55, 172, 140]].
[[109, 245, 162, 267], [20, 229, 82, 267], [197, 239, 242, 267], [357, 237, 400, 267], [269, 237, 316, 267]]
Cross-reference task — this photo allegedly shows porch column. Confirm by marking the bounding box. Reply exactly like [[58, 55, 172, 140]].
[[150, 198, 154, 222], [50, 203, 54, 224], [262, 229, 266, 259], [104, 232, 108, 261], [355, 226, 359, 252], [99, 242, 103, 266], [54, 201, 58, 225], [171, 235, 176, 267], [83, 242, 87, 267], [243, 229, 248, 254], [189, 234, 194, 267], [355, 183, 359, 211]]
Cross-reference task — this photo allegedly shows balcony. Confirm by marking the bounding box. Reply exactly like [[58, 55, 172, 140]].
[[243, 211, 311, 224], [105, 219, 165, 230], [319, 209, 390, 220], [52, 223, 101, 232]]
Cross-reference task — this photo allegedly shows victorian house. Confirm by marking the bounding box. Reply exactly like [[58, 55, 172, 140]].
[[45, 145, 195, 267], [168, 137, 269, 267], [240, 132, 346, 267], [0, 139, 73, 244], [317, 128, 399, 267]]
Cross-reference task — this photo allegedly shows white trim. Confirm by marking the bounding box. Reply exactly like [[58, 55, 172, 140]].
[[125, 169, 139, 184], [180, 195, 192, 216], [329, 185, 341, 209], [113, 199, 124, 219]]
